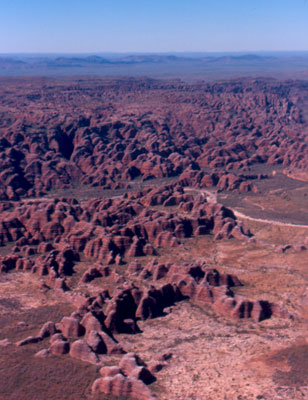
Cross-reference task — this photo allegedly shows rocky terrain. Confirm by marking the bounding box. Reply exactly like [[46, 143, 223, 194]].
[[0, 76, 307, 400], [0, 77, 308, 200]]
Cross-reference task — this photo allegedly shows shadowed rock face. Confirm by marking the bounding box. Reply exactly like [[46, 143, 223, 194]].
[[0, 184, 252, 278], [14, 258, 284, 399], [118, 261, 278, 324], [0, 77, 307, 200]]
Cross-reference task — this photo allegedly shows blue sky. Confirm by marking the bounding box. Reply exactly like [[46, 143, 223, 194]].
[[0, 0, 307, 53]]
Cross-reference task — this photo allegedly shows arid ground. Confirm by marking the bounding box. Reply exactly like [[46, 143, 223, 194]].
[[0, 76, 307, 400]]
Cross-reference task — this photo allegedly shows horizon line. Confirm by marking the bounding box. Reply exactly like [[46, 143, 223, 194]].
[[1, 50, 308, 56]]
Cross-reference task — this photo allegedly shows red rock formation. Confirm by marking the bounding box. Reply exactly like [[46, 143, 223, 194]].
[[92, 374, 156, 400], [49, 340, 70, 355], [69, 339, 99, 364], [59, 316, 85, 338], [0, 78, 306, 200]]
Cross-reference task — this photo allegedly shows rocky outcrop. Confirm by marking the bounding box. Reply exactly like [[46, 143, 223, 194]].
[[121, 260, 284, 323], [92, 353, 156, 400], [49, 340, 70, 355], [59, 316, 85, 338], [0, 78, 307, 200], [92, 373, 156, 400], [0, 76, 302, 400], [69, 339, 99, 364], [0, 185, 252, 281]]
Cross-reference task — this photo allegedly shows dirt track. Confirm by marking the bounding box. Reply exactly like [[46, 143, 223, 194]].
[[185, 188, 308, 229]]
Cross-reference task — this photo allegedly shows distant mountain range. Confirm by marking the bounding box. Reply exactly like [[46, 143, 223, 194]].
[[0, 53, 307, 79]]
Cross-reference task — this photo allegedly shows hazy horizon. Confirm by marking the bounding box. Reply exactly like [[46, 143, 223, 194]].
[[1, 50, 308, 56]]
